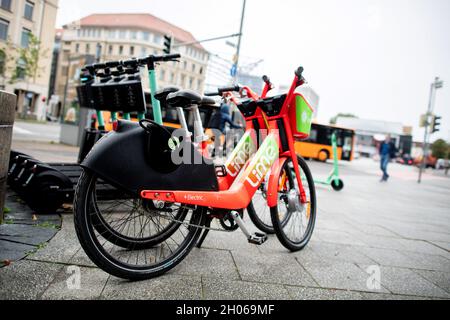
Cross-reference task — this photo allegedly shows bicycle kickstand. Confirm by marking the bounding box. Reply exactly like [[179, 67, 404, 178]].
[[196, 216, 213, 249]]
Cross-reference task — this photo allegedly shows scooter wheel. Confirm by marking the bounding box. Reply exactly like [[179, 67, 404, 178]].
[[331, 179, 344, 191]]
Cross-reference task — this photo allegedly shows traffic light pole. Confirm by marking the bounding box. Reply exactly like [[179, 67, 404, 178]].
[[418, 83, 435, 184], [418, 77, 443, 183], [234, 0, 247, 82]]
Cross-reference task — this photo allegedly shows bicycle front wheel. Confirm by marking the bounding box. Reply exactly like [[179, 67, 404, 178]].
[[270, 156, 317, 252]]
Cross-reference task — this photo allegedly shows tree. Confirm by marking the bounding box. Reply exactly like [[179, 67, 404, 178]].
[[5, 33, 48, 118], [431, 139, 449, 159], [330, 113, 358, 125]]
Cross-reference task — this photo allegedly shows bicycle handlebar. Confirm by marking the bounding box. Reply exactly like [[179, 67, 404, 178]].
[[83, 54, 182, 73], [204, 85, 241, 96]]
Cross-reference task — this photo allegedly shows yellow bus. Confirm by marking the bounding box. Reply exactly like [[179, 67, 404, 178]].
[[295, 123, 355, 162]]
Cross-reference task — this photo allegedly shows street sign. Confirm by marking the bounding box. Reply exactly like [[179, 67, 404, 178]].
[[419, 114, 428, 128], [230, 64, 237, 77]]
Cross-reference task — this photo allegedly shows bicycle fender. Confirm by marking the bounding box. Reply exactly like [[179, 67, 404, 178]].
[[266, 156, 289, 208]]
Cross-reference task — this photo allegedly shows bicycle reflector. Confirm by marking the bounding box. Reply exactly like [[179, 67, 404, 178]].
[[113, 121, 119, 132]]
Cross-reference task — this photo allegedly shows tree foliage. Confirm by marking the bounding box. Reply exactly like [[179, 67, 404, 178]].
[[330, 113, 358, 125], [431, 139, 449, 159], [9, 33, 47, 84]]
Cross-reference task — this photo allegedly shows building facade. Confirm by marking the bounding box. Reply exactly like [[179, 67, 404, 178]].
[[53, 13, 209, 114], [0, 0, 58, 119]]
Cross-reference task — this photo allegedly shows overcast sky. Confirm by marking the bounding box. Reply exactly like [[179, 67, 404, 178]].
[[56, 0, 450, 142]]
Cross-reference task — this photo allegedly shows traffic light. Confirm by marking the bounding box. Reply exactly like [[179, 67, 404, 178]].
[[431, 115, 442, 133], [163, 35, 173, 54]]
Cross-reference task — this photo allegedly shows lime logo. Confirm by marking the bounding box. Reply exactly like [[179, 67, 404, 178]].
[[168, 137, 180, 151], [301, 111, 309, 123], [245, 134, 279, 188], [225, 132, 256, 177]]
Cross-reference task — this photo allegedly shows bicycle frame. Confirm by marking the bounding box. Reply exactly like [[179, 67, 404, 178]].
[[141, 73, 308, 209]]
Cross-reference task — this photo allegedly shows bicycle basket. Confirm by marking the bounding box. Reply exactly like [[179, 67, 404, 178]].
[[289, 93, 314, 140]]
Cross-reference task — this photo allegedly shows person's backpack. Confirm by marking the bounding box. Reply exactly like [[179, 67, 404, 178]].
[[207, 110, 222, 130]]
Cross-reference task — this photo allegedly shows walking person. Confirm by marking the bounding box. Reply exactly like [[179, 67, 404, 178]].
[[208, 102, 243, 158], [379, 136, 397, 182]]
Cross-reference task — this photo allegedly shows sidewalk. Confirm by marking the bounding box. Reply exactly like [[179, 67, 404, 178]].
[[0, 151, 448, 300]]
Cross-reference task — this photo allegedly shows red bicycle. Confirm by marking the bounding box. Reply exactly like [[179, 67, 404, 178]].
[[74, 66, 316, 280]]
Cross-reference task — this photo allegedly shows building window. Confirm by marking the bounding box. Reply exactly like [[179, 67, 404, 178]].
[[85, 43, 90, 54], [21, 28, 31, 48], [153, 34, 161, 45], [142, 31, 150, 41], [108, 29, 116, 39], [170, 72, 175, 83], [0, 50, 5, 75], [108, 45, 113, 54], [16, 58, 26, 79], [183, 61, 187, 70], [24, 1, 34, 21], [119, 30, 126, 39], [75, 43, 80, 53], [0, 18, 8, 41], [199, 66, 203, 75], [192, 63, 196, 73], [140, 46, 147, 56], [119, 45, 123, 55], [130, 46, 134, 55], [130, 31, 137, 40], [189, 77, 194, 89], [159, 69, 165, 81], [1, 0, 12, 11], [197, 79, 202, 90], [180, 74, 186, 86]]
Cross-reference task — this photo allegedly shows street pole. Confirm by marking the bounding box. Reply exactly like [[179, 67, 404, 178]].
[[234, 0, 247, 82], [418, 77, 442, 183]]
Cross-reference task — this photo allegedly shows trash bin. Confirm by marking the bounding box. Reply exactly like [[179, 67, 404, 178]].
[[0, 91, 17, 224]]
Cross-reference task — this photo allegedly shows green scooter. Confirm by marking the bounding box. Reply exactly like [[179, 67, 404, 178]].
[[314, 132, 344, 191]]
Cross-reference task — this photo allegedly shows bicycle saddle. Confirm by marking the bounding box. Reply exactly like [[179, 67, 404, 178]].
[[154, 86, 180, 103], [200, 96, 217, 107], [167, 89, 203, 109]]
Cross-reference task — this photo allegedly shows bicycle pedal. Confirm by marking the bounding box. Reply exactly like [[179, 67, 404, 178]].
[[248, 232, 268, 245]]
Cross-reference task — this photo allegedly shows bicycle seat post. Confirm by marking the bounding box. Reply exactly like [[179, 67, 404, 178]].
[[191, 105, 209, 144], [176, 107, 192, 142]]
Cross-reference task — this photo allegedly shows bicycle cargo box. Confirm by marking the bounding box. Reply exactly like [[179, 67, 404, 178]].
[[289, 93, 314, 140]]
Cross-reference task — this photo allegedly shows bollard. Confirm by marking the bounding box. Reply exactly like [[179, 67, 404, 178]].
[[0, 90, 16, 224]]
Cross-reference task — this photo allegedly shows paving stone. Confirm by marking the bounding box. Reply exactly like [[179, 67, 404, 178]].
[[28, 215, 80, 264], [0, 223, 58, 246], [315, 229, 366, 246], [0, 260, 63, 300], [356, 247, 418, 269], [286, 286, 364, 300], [173, 248, 240, 280], [68, 248, 96, 268], [414, 270, 450, 293], [299, 259, 389, 293], [0, 239, 36, 263], [305, 242, 377, 265], [361, 292, 433, 300], [202, 277, 290, 300], [101, 275, 202, 300], [400, 251, 450, 273], [357, 265, 450, 299], [41, 266, 109, 300], [231, 251, 317, 287]]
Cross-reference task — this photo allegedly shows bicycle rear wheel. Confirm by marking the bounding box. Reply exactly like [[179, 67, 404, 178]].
[[270, 156, 316, 252], [74, 171, 205, 280]]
